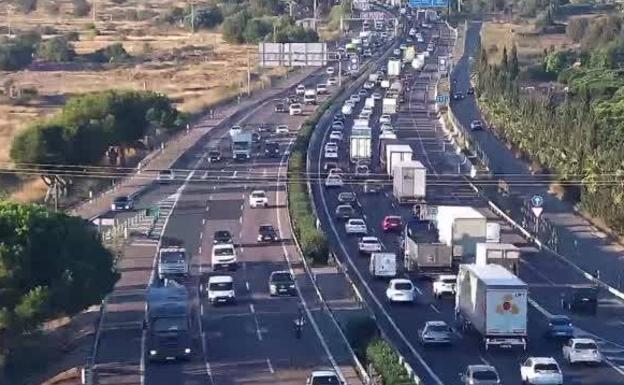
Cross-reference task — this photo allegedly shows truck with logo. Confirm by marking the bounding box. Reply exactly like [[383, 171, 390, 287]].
[[455, 264, 528, 351]]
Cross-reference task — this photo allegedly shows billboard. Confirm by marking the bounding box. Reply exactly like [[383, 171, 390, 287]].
[[258, 43, 328, 67], [409, 0, 448, 8], [353, 0, 371, 10], [361, 11, 387, 20]]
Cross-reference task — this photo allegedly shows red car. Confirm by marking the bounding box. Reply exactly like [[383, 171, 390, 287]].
[[382, 216, 403, 232]]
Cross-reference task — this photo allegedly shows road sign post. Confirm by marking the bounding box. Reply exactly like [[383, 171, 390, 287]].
[[530, 195, 544, 234]]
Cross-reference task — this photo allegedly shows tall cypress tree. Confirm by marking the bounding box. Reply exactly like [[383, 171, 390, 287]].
[[501, 46, 509, 73], [510, 45, 520, 80]]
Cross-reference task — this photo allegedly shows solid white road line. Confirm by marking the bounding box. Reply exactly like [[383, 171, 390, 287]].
[[266, 358, 275, 374]]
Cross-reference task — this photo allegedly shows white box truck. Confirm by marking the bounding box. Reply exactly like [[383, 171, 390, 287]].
[[381, 79, 391, 89], [365, 97, 375, 108], [403, 46, 416, 63], [435, 206, 487, 258], [385, 144, 413, 175], [412, 54, 425, 70], [387, 59, 401, 77], [455, 264, 528, 351], [353, 118, 370, 128], [350, 128, 372, 163], [369, 252, 397, 278], [369, 73, 380, 83], [382, 98, 397, 114], [392, 160, 426, 203], [476, 242, 520, 275]]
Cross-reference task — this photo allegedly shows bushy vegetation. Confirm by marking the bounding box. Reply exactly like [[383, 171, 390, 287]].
[[477, 33, 624, 231], [366, 339, 414, 385], [0, 201, 119, 376], [459, 0, 565, 17], [0, 33, 40, 70], [10, 90, 184, 167], [37, 36, 76, 62]]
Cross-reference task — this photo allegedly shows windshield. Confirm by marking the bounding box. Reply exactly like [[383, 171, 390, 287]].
[[252, 192, 266, 198], [312, 376, 340, 385], [534, 364, 559, 372], [209, 151, 220, 156], [351, 220, 364, 226], [260, 226, 275, 233], [271, 273, 293, 283], [550, 317, 570, 326], [215, 231, 230, 240], [428, 324, 449, 333], [472, 370, 499, 381], [214, 247, 234, 256], [114, 197, 129, 203], [152, 317, 188, 333], [338, 207, 353, 213], [233, 141, 250, 150], [159, 170, 171, 175], [209, 282, 233, 291], [575, 342, 598, 350], [441, 278, 456, 284], [395, 283, 412, 290], [160, 252, 185, 264]]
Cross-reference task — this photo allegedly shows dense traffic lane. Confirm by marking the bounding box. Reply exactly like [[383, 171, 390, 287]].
[[310, 18, 624, 385]]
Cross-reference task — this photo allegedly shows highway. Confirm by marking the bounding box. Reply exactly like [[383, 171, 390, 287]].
[[91, 7, 399, 385], [309, 12, 624, 385]]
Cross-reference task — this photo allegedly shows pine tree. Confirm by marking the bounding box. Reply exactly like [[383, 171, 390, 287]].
[[501, 46, 509, 73]]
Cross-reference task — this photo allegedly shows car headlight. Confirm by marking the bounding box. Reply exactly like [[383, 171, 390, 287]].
[[184, 348, 191, 354], [257, 235, 263, 241], [289, 284, 295, 288], [149, 350, 157, 356], [125, 205, 130, 209]]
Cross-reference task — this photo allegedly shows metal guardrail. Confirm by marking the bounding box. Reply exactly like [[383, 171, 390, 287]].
[[100, 208, 160, 242]]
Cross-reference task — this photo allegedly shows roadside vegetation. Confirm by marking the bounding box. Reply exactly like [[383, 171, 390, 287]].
[[475, 4, 624, 232], [0, 200, 119, 382]]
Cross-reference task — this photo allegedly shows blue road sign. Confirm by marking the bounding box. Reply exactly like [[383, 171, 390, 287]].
[[436, 95, 448, 105], [409, 0, 449, 8], [531, 195, 544, 207]]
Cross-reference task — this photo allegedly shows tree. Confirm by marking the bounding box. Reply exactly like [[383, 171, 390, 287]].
[[509, 46, 519, 79], [13, 0, 38, 14], [243, 18, 272, 43], [187, 5, 223, 30], [222, 11, 249, 43], [0, 34, 39, 71], [10, 123, 69, 166], [0, 201, 118, 369], [72, 0, 91, 17], [566, 17, 589, 43], [88, 42, 130, 63], [37, 36, 76, 62], [501, 46, 508, 72], [249, 0, 281, 17]]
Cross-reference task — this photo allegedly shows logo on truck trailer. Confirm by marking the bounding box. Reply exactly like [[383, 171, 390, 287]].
[[496, 294, 521, 315]]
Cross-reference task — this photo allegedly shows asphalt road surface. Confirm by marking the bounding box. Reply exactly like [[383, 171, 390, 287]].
[[309, 16, 624, 385]]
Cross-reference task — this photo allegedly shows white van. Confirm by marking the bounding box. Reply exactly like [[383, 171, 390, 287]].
[[369, 252, 397, 278], [212, 244, 237, 270], [303, 89, 317, 104]]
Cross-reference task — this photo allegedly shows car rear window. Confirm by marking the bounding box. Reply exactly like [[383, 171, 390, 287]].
[[472, 370, 498, 381], [575, 342, 597, 350], [209, 282, 233, 291], [395, 283, 412, 290], [312, 376, 339, 385], [271, 272, 293, 283], [534, 364, 559, 372]]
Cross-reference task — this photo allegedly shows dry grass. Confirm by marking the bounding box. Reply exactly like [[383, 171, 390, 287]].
[[481, 21, 573, 66], [0, 0, 291, 202]]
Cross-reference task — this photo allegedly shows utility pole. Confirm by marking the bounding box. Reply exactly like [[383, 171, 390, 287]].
[[246, 48, 251, 96], [92, 0, 96, 23], [191, 0, 195, 34], [313, 0, 317, 31], [338, 53, 342, 86], [7, 4, 13, 37], [273, 22, 277, 43], [289, 1, 294, 18]]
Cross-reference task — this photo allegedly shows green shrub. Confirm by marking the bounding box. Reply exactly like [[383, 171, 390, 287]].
[[366, 339, 413, 385], [345, 315, 379, 360]]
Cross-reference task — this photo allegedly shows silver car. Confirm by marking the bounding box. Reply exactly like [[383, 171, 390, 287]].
[[460, 365, 501, 385], [419, 321, 452, 345]]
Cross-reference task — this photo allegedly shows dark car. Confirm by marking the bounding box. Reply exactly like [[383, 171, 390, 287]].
[[208, 150, 222, 163], [467, 87, 475, 95], [265, 141, 280, 157], [269, 270, 296, 296], [213, 230, 233, 244], [251, 132, 262, 144], [274, 103, 287, 113], [452, 92, 465, 101], [323, 162, 339, 176], [258, 123, 273, 133], [257, 224, 279, 243], [545, 315, 575, 339], [470, 120, 483, 131], [338, 191, 357, 204], [111, 195, 133, 211], [287, 95, 299, 104], [563, 285, 598, 314], [333, 113, 345, 123], [335, 204, 356, 220]]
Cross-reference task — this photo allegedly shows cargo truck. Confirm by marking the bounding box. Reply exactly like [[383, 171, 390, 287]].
[[475, 242, 520, 275], [157, 246, 190, 280], [403, 46, 416, 63], [369, 252, 397, 278], [231, 131, 253, 160], [435, 206, 487, 259], [390, 80, 402, 94], [392, 160, 426, 203], [369, 73, 380, 83], [402, 220, 453, 277], [384, 144, 413, 175], [350, 128, 372, 163], [455, 264, 528, 351], [365, 97, 375, 108], [387, 59, 401, 77], [145, 281, 193, 362], [382, 98, 397, 114], [412, 54, 425, 71]]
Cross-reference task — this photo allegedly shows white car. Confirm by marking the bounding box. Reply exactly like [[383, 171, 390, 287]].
[[206, 275, 235, 304], [249, 190, 269, 208], [332, 121, 344, 130], [470, 120, 483, 131], [316, 83, 328, 94], [417, 35, 425, 43], [324, 147, 338, 159], [358, 236, 382, 253], [296, 84, 306, 95], [306, 369, 341, 385], [432, 274, 457, 298], [362, 106, 373, 116], [399, 43, 407, 50], [379, 130, 397, 139], [289, 103, 303, 115], [386, 279, 416, 303], [275, 124, 289, 135], [358, 111, 371, 120], [229, 125, 242, 136], [562, 338, 602, 364], [341, 104, 353, 116], [329, 131, 343, 141], [393, 48, 401, 56], [345, 218, 367, 235], [355, 164, 370, 177], [212, 244, 237, 270], [379, 114, 392, 124], [372, 92, 382, 100], [520, 357, 563, 385], [326, 66, 335, 75], [325, 175, 344, 187], [363, 81, 375, 89], [427, 44, 435, 53], [350, 94, 361, 103], [327, 77, 338, 86], [380, 123, 393, 131]]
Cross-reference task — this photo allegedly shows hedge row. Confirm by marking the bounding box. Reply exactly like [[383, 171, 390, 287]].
[[366, 339, 414, 385], [287, 94, 343, 265]]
